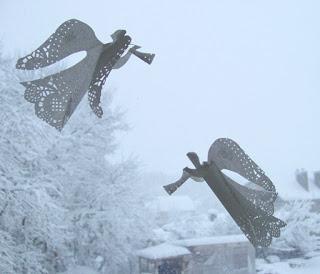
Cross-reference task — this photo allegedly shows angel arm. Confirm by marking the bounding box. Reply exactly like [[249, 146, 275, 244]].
[[112, 45, 141, 69], [112, 52, 132, 69], [163, 170, 192, 195], [163, 153, 204, 195]]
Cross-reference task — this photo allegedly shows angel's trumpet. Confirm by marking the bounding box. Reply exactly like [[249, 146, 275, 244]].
[[131, 48, 155, 65]]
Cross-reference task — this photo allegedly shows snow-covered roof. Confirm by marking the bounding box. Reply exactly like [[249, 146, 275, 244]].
[[174, 234, 248, 247], [276, 179, 320, 201], [137, 235, 249, 260], [246, 179, 320, 201], [137, 243, 191, 260], [146, 195, 195, 212]]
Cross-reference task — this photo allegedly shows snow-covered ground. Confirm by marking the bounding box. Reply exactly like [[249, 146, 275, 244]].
[[63, 257, 320, 274], [62, 266, 99, 274], [257, 255, 320, 274]]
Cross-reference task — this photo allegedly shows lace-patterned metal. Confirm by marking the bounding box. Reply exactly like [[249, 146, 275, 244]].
[[209, 138, 285, 247], [222, 173, 285, 247], [16, 19, 101, 70], [208, 138, 276, 192], [16, 19, 154, 130], [163, 138, 286, 247]]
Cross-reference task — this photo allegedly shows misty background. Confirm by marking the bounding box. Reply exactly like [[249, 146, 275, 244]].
[[1, 0, 320, 187], [0, 1, 320, 274]]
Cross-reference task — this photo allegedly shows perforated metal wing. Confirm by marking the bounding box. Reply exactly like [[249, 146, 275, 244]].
[[222, 174, 285, 247], [162, 138, 286, 246], [16, 19, 102, 70], [206, 138, 285, 247], [208, 138, 276, 192], [20, 47, 102, 130], [16, 20, 131, 130]]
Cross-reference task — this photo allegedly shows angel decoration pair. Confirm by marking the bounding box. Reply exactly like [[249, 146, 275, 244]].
[[16, 19, 286, 247]]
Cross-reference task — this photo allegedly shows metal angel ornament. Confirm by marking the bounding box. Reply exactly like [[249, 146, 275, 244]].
[[163, 138, 286, 247], [16, 19, 155, 130]]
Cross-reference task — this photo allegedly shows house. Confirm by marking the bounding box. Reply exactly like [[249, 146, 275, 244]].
[[245, 169, 320, 212], [275, 169, 320, 212], [137, 234, 255, 274], [137, 243, 191, 274]]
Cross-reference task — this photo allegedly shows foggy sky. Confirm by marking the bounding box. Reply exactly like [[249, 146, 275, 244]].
[[1, 0, 320, 189]]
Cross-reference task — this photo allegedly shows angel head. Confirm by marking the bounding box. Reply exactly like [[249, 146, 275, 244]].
[[111, 29, 127, 41]]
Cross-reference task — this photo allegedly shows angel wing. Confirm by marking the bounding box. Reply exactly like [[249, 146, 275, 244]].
[[163, 168, 204, 195], [207, 138, 285, 246], [208, 138, 276, 192], [16, 19, 102, 70], [16, 20, 131, 130], [20, 46, 102, 130], [222, 174, 285, 247]]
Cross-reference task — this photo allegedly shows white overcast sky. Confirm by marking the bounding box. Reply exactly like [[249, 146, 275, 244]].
[[0, 0, 320, 188]]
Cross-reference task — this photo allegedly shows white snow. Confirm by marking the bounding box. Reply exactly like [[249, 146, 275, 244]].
[[62, 266, 99, 274], [146, 195, 195, 212], [137, 235, 248, 260], [257, 255, 320, 274], [174, 234, 248, 247], [136, 243, 191, 260]]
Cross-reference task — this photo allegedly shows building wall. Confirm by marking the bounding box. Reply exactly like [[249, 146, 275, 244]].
[[138, 241, 256, 274], [184, 242, 255, 274]]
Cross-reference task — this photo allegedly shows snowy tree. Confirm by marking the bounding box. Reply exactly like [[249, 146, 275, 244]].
[[0, 48, 69, 273], [273, 200, 320, 255], [52, 99, 153, 273], [0, 48, 154, 273], [153, 211, 240, 243]]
